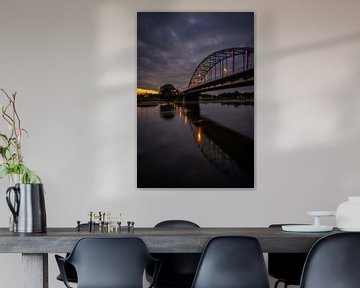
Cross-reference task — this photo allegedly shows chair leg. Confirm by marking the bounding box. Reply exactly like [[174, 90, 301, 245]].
[[274, 280, 289, 288]]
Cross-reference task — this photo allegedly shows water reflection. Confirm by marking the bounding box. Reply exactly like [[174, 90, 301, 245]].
[[173, 102, 254, 180], [159, 103, 176, 120], [137, 101, 254, 188]]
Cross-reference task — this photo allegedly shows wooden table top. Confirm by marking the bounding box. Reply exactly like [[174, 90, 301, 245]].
[[0, 227, 340, 253]]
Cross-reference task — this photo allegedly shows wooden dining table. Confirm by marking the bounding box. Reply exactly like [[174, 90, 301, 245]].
[[0, 226, 339, 288]]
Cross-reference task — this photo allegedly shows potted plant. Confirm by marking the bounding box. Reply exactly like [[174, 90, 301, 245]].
[[0, 89, 40, 183], [0, 88, 46, 233]]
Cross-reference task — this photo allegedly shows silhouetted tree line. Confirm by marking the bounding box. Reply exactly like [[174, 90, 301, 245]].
[[137, 84, 254, 103], [200, 91, 254, 100], [159, 84, 182, 100]]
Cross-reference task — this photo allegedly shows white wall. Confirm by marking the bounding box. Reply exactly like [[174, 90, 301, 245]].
[[0, 0, 360, 287]]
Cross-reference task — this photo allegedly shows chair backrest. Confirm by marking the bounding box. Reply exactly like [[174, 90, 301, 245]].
[[268, 224, 308, 285], [66, 237, 154, 288], [300, 232, 360, 288], [150, 220, 201, 286], [155, 219, 200, 228], [191, 236, 269, 288]]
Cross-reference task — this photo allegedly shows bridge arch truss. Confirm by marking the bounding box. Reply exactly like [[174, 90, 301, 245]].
[[187, 47, 254, 90]]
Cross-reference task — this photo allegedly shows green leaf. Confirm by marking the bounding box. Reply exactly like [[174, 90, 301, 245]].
[[1, 146, 8, 158], [28, 171, 40, 184], [21, 128, 29, 137], [0, 168, 9, 179], [16, 164, 41, 184], [0, 133, 8, 142]]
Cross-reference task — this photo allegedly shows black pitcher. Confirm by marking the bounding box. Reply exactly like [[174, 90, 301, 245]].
[[6, 183, 47, 233]]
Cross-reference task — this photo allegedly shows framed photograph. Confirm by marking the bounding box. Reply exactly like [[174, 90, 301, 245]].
[[137, 12, 254, 188]]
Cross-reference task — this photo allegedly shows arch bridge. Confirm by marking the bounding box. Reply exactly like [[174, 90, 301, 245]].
[[183, 47, 254, 95]]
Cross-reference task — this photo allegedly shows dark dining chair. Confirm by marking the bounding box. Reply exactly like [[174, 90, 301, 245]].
[[300, 232, 360, 288], [146, 220, 201, 288], [55, 237, 160, 288], [56, 223, 99, 284], [191, 236, 270, 288], [268, 224, 308, 288], [56, 262, 77, 284]]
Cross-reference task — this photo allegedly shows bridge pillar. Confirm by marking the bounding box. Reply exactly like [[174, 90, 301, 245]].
[[183, 92, 200, 102]]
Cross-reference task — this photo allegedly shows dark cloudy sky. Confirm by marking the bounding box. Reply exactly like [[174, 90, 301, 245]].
[[137, 12, 254, 91]]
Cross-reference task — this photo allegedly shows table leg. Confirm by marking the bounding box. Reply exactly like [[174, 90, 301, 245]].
[[22, 253, 48, 288]]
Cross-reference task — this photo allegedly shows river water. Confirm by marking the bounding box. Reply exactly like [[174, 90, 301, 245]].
[[137, 102, 254, 188]]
